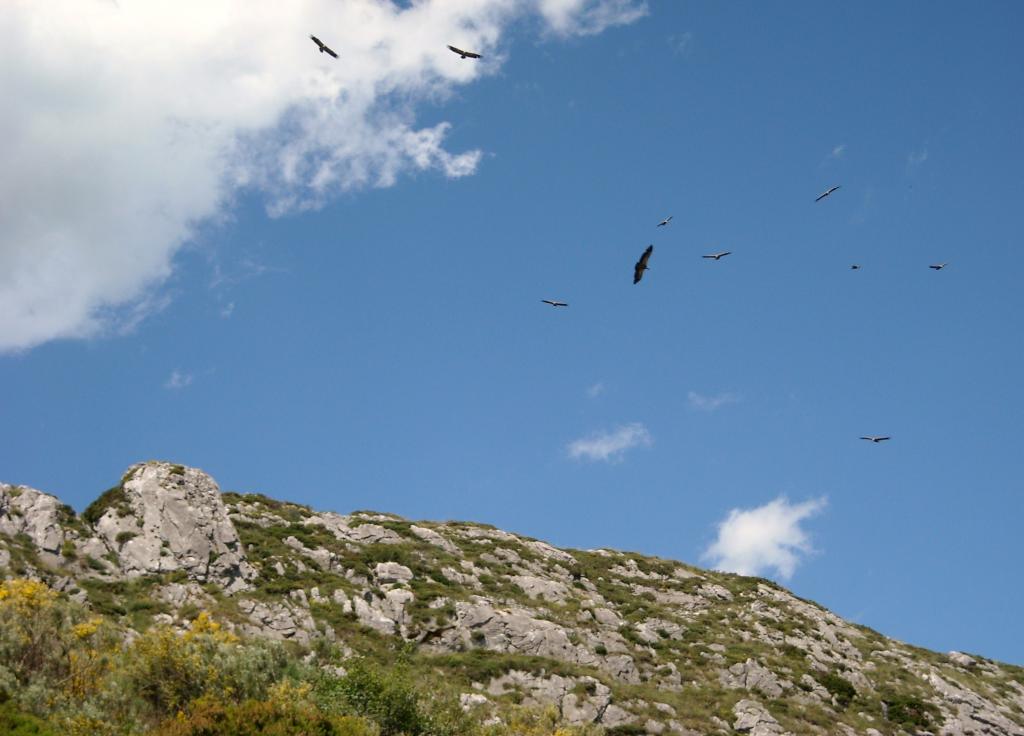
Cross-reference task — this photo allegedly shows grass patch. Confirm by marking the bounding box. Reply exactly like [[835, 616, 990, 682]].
[[423, 650, 583, 684]]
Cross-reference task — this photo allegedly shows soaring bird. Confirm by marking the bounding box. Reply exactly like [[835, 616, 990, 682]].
[[851, 264, 861, 270], [448, 45, 481, 59], [930, 263, 948, 270], [815, 185, 841, 202], [633, 245, 653, 284], [657, 216, 673, 227], [860, 436, 891, 443], [703, 251, 731, 260], [541, 299, 568, 307], [310, 35, 339, 58]]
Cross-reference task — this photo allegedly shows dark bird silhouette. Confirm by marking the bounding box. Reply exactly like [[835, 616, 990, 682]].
[[541, 299, 568, 307], [860, 436, 891, 443], [851, 264, 861, 270], [633, 245, 653, 284], [448, 45, 481, 59], [815, 185, 841, 202], [930, 263, 948, 270], [657, 216, 673, 227], [310, 35, 338, 58], [703, 251, 731, 260]]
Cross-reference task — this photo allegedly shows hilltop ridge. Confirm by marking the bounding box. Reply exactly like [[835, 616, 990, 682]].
[[1, 460, 1022, 736]]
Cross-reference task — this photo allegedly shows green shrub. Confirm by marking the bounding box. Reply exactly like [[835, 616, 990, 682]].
[[883, 692, 940, 732], [317, 659, 424, 736], [0, 698, 61, 736], [594, 644, 608, 656], [149, 694, 375, 736], [82, 486, 131, 525], [606, 725, 647, 736], [818, 672, 856, 709], [115, 619, 288, 721], [84, 556, 106, 572], [426, 650, 580, 684], [115, 532, 137, 546], [60, 540, 77, 560], [316, 658, 476, 736]]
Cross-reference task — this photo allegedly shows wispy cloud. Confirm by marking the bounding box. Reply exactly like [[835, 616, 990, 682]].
[[209, 257, 273, 290], [668, 31, 693, 55], [219, 301, 236, 319], [702, 497, 827, 580], [907, 148, 929, 167], [568, 422, 651, 463], [164, 370, 194, 390], [539, 0, 649, 37], [688, 390, 739, 412], [829, 144, 846, 160], [586, 381, 606, 398]]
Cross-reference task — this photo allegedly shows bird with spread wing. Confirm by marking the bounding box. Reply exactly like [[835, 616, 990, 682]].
[[657, 216, 673, 227], [541, 300, 568, 308], [448, 45, 481, 59], [815, 185, 841, 202], [860, 436, 891, 443], [703, 251, 731, 260], [633, 245, 653, 284], [310, 35, 338, 58]]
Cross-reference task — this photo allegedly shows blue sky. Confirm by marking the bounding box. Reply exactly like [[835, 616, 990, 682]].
[[2, 2, 1023, 664]]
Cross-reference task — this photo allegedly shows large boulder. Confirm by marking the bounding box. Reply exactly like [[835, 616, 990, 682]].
[[91, 462, 255, 592], [0, 483, 72, 565], [733, 699, 790, 736]]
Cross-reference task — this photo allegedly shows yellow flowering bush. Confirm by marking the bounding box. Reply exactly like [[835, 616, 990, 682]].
[[0, 578, 57, 612]]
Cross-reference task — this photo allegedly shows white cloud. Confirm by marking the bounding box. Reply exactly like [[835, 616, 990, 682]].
[[830, 144, 846, 159], [908, 149, 929, 167], [568, 422, 651, 463], [219, 301, 235, 319], [702, 497, 826, 580], [586, 381, 606, 398], [688, 390, 739, 412], [0, 0, 645, 353], [164, 370, 193, 390]]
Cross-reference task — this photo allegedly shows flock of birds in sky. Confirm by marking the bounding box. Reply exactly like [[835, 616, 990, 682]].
[[306, 33, 949, 446]]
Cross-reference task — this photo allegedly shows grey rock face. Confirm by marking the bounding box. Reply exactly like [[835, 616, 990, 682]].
[[238, 598, 321, 643], [510, 574, 569, 602], [92, 463, 255, 592], [284, 536, 335, 571], [429, 597, 639, 683], [410, 524, 458, 553], [486, 670, 614, 726], [798, 673, 831, 702], [308, 512, 404, 545], [374, 561, 414, 585], [926, 670, 1024, 736], [948, 651, 978, 669], [733, 699, 790, 736], [0, 483, 70, 565], [720, 658, 788, 698], [351, 588, 415, 636]]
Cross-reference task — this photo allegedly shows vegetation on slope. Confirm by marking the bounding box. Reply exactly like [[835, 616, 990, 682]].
[[0, 578, 599, 736]]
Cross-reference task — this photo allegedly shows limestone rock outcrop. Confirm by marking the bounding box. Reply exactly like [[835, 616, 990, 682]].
[[91, 463, 255, 591], [3, 461, 1024, 736]]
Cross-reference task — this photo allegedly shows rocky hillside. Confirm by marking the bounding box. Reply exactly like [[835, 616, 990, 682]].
[[1, 461, 1022, 736]]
